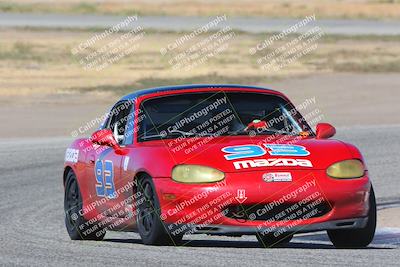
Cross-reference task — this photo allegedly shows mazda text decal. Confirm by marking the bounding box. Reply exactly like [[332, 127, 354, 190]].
[[233, 158, 313, 170]]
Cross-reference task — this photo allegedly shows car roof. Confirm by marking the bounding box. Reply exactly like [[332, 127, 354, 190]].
[[119, 84, 281, 101]]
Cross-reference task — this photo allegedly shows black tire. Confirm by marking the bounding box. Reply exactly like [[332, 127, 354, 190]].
[[136, 174, 183, 246], [64, 170, 106, 241], [256, 232, 293, 248], [327, 186, 376, 248]]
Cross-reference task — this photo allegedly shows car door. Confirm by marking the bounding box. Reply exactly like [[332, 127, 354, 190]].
[[87, 101, 134, 219]]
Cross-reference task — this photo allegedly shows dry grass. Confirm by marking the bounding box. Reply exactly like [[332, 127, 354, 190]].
[[1, 0, 400, 20], [0, 27, 400, 96]]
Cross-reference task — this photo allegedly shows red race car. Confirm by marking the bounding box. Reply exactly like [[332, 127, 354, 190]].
[[63, 85, 376, 248]]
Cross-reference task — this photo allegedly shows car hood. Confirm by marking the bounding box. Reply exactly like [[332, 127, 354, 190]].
[[138, 135, 357, 173]]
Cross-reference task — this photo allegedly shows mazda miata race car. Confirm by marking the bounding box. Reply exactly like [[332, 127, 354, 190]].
[[63, 84, 376, 248]]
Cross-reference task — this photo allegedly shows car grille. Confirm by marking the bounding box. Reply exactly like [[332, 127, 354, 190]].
[[225, 201, 331, 221]]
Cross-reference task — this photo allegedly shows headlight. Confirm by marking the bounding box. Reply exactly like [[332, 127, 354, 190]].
[[326, 159, 365, 179], [172, 165, 225, 183]]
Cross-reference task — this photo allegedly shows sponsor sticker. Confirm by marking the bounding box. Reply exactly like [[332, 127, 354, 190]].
[[65, 148, 79, 163], [262, 172, 292, 182], [123, 156, 130, 171]]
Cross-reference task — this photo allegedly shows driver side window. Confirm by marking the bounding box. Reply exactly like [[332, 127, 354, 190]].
[[105, 101, 133, 145]]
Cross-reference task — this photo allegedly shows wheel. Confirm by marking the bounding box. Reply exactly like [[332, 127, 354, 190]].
[[256, 232, 293, 248], [328, 186, 376, 248], [136, 175, 183, 246], [64, 170, 105, 241]]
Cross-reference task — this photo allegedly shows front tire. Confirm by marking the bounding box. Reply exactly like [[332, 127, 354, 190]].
[[64, 169, 105, 241], [136, 174, 183, 245], [327, 186, 376, 248]]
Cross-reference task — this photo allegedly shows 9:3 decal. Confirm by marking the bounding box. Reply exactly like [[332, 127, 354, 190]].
[[95, 160, 116, 198], [222, 144, 310, 160], [222, 145, 266, 160]]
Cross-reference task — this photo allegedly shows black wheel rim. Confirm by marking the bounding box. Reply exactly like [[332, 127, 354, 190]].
[[138, 181, 156, 236], [64, 177, 80, 227]]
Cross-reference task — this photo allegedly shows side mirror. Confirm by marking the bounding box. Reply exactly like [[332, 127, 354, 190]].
[[90, 129, 127, 155], [316, 123, 336, 139], [91, 129, 118, 147]]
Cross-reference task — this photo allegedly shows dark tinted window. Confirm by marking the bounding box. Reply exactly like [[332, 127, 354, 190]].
[[138, 92, 311, 142]]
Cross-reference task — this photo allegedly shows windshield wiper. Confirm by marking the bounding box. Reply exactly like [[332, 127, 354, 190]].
[[141, 131, 190, 140], [227, 128, 297, 136], [141, 129, 215, 140], [256, 128, 299, 135], [169, 129, 218, 137], [169, 129, 197, 137]]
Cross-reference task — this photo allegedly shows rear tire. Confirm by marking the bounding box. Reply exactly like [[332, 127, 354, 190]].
[[327, 186, 376, 248], [136, 174, 183, 246], [64, 170, 105, 241]]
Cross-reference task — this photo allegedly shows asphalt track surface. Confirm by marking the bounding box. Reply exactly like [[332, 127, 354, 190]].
[[1, 12, 400, 35], [0, 126, 399, 266]]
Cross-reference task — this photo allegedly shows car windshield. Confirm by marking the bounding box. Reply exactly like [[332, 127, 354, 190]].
[[138, 91, 312, 141]]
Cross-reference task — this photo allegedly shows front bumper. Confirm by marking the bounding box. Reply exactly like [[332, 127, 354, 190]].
[[154, 170, 371, 235], [172, 217, 368, 235]]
